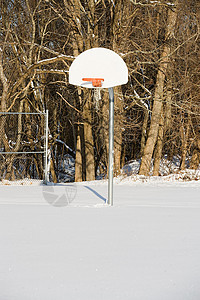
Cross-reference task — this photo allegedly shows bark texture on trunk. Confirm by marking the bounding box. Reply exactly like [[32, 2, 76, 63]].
[[153, 109, 164, 176], [180, 119, 190, 170], [190, 139, 200, 170], [83, 92, 95, 181], [114, 87, 123, 176], [75, 125, 83, 182]]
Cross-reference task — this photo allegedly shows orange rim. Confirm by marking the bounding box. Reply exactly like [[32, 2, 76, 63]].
[[82, 78, 104, 87]]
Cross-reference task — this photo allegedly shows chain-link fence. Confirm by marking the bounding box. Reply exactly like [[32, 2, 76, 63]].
[[0, 111, 48, 185]]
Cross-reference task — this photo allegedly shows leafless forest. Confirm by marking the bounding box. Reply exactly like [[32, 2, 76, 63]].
[[0, 0, 199, 182]]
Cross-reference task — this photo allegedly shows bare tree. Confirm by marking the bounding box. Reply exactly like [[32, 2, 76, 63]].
[[139, 1, 179, 175]]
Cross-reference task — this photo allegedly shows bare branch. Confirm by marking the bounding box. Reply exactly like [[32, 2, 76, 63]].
[[57, 92, 81, 113]]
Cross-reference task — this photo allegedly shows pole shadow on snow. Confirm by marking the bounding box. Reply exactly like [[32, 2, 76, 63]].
[[84, 186, 107, 203]]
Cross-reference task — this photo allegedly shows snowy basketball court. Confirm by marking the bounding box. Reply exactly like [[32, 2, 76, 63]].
[[0, 180, 200, 300]]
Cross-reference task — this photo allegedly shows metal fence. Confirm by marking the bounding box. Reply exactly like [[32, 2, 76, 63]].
[[0, 111, 48, 184]]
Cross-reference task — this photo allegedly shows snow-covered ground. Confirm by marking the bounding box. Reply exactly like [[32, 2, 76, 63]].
[[0, 179, 200, 300]]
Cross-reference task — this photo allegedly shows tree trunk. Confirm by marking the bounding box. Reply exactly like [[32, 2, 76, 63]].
[[165, 77, 172, 130], [50, 158, 57, 183], [112, 1, 123, 175], [71, 22, 84, 181], [153, 109, 164, 176], [139, 2, 178, 175], [190, 139, 200, 170], [140, 109, 149, 157], [114, 87, 123, 176], [0, 48, 8, 148], [100, 91, 109, 174], [180, 119, 190, 170], [83, 91, 95, 181], [75, 124, 83, 182]]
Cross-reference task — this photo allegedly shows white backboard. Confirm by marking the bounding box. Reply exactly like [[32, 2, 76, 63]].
[[69, 48, 128, 88]]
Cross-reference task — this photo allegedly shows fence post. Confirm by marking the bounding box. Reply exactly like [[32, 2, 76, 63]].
[[44, 110, 49, 185]]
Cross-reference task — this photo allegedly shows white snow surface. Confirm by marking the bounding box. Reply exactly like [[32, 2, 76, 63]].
[[0, 178, 200, 300]]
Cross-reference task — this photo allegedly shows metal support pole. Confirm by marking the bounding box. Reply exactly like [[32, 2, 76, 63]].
[[44, 110, 49, 185], [108, 88, 114, 206]]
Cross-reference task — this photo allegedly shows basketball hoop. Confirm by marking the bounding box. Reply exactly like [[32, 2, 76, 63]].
[[69, 48, 128, 206]]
